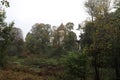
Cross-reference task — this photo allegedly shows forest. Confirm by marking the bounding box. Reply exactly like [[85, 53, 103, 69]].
[[0, 0, 120, 80]]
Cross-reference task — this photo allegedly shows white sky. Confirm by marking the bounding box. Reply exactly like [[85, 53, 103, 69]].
[[5, 0, 89, 39]]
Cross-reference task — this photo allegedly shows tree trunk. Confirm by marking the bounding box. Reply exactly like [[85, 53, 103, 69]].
[[94, 55, 100, 80], [114, 58, 120, 80]]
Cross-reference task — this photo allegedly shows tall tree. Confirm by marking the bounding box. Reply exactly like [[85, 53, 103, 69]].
[[5, 27, 24, 56], [0, 1, 14, 67], [85, 0, 112, 21], [63, 22, 77, 52], [109, 5, 120, 79], [63, 31, 77, 52], [83, 0, 115, 80], [25, 23, 51, 55]]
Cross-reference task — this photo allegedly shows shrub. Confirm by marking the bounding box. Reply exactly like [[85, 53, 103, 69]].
[[61, 52, 87, 80]]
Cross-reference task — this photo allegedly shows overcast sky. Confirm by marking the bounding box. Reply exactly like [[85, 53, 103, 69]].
[[5, 0, 89, 39]]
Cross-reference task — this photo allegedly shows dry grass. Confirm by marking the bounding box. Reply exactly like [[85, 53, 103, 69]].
[[0, 69, 43, 80]]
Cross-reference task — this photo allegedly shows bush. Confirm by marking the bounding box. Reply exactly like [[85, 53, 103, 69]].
[[0, 53, 7, 68], [61, 52, 87, 80]]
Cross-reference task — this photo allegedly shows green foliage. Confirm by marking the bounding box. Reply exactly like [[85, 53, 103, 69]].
[[63, 31, 77, 51], [0, 0, 120, 80], [80, 1, 120, 80], [61, 52, 87, 80], [0, 8, 13, 67], [5, 27, 24, 56], [80, 22, 94, 49], [25, 23, 51, 54]]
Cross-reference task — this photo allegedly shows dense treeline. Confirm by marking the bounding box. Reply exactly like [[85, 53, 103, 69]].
[[25, 23, 77, 56], [0, 0, 120, 80], [80, 0, 120, 80]]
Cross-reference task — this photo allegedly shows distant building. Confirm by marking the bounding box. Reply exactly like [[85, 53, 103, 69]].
[[49, 23, 67, 46], [50, 36, 54, 45], [57, 23, 66, 45]]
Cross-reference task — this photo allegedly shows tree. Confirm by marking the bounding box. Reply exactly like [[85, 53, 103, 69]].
[[80, 22, 94, 49], [83, 0, 118, 80], [62, 52, 87, 80], [65, 22, 74, 31], [0, 1, 14, 67], [62, 22, 77, 52], [63, 31, 77, 52], [5, 27, 24, 56], [108, 5, 120, 79], [85, 0, 112, 21], [25, 23, 51, 55]]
